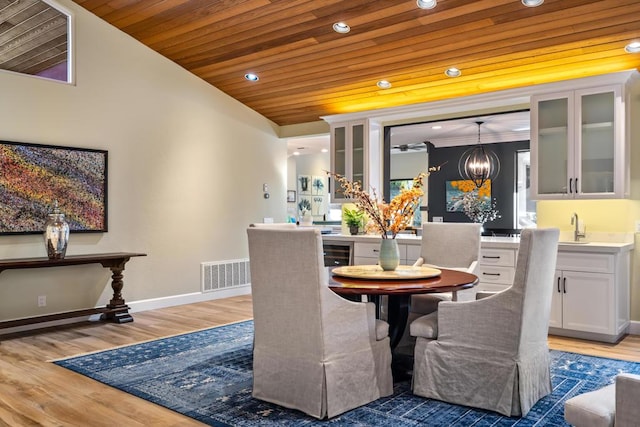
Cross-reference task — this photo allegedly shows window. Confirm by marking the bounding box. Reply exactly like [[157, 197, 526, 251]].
[[0, 0, 72, 83]]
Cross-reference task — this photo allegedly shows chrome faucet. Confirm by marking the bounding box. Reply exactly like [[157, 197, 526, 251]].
[[571, 212, 586, 242]]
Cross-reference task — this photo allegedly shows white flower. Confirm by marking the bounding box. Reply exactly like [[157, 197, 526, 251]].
[[461, 190, 500, 224]]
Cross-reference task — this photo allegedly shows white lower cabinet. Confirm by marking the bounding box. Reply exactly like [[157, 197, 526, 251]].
[[549, 251, 629, 343], [550, 270, 614, 333], [475, 247, 517, 293]]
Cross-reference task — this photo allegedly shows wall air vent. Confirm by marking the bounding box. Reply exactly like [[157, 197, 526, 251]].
[[201, 259, 250, 292]]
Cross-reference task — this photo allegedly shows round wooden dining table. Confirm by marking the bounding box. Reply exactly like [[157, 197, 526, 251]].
[[329, 265, 479, 350]]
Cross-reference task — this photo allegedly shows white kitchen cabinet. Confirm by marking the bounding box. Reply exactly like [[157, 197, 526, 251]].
[[531, 85, 628, 199], [474, 247, 517, 295], [329, 119, 381, 203], [549, 250, 629, 343]]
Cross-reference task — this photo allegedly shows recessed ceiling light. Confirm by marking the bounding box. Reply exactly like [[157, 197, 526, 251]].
[[333, 22, 350, 34], [244, 73, 259, 81], [624, 41, 640, 53], [293, 151, 300, 156], [521, 0, 543, 7], [321, 148, 328, 153], [417, 0, 437, 9], [445, 67, 461, 78], [432, 125, 442, 130], [377, 80, 392, 89]]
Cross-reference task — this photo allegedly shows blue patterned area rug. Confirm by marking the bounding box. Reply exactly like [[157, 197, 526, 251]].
[[54, 320, 640, 426]]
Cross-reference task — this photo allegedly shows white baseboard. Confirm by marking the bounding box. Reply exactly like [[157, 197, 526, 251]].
[[0, 285, 252, 336], [127, 285, 251, 313], [628, 320, 640, 335]]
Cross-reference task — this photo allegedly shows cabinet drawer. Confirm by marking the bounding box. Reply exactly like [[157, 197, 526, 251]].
[[557, 252, 614, 274], [354, 242, 383, 258], [476, 265, 514, 285], [353, 242, 407, 260], [480, 248, 516, 267]]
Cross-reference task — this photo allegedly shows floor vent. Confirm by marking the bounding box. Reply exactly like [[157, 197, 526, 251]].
[[201, 259, 250, 292]]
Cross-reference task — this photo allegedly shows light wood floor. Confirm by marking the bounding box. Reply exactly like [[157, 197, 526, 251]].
[[0, 295, 638, 426]]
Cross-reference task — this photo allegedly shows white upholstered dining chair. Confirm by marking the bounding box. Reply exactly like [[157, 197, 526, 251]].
[[247, 227, 393, 419], [410, 227, 559, 417], [410, 222, 482, 315]]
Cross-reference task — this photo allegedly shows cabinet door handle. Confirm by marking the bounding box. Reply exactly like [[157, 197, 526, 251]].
[[557, 277, 561, 293], [372, 249, 379, 253], [575, 178, 578, 194], [563, 277, 567, 293], [482, 255, 500, 259], [569, 178, 573, 194], [482, 272, 501, 276]]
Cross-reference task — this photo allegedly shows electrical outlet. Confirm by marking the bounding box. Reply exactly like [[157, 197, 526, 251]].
[[37, 295, 46, 307]]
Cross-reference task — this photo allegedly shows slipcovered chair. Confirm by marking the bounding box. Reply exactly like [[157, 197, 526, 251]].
[[564, 373, 640, 427], [410, 222, 482, 315], [410, 227, 559, 417], [247, 227, 393, 419]]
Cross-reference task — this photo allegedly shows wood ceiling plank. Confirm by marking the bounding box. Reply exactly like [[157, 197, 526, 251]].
[[149, 0, 347, 60], [115, 0, 269, 41], [137, 0, 270, 46]]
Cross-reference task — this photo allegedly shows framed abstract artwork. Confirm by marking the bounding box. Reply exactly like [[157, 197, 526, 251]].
[[445, 179, 491, 212], [0, 140, 108, 234]]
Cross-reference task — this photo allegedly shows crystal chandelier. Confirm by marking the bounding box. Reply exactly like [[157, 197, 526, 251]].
[[458, 121, 500, 189]]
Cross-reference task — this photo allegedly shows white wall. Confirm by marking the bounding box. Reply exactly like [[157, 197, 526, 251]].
[[0, 0, 287, 321], [390, 152, 429, 180]]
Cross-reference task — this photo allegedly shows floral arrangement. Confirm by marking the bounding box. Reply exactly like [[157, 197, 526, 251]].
[[461, 189, 500, 224], [328, 166, 440, 239]]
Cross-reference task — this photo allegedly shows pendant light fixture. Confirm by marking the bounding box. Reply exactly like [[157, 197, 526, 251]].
[[458, 121, 500, 189]]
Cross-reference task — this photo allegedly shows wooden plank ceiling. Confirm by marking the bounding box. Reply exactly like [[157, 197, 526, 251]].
[[72, 0, 640, 126]]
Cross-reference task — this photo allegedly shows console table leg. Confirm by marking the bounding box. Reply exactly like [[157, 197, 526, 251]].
[[101, 263, 133, 324]]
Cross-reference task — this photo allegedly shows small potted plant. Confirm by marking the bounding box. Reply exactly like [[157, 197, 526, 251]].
[[343, 207, 364, 235]]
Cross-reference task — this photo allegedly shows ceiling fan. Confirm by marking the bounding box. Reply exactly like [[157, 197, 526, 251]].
[[391, 141, 429, 152]]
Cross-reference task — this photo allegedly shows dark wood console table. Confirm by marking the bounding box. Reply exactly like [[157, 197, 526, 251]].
[[0, 252, 146, 330]]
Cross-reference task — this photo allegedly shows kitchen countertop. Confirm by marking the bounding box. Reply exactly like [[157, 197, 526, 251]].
[[322, 233, 634, 253]]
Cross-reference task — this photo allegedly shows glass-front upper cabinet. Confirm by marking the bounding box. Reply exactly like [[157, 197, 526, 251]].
[[330, 120, 367, 202], [531, 85, 626, 199]]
